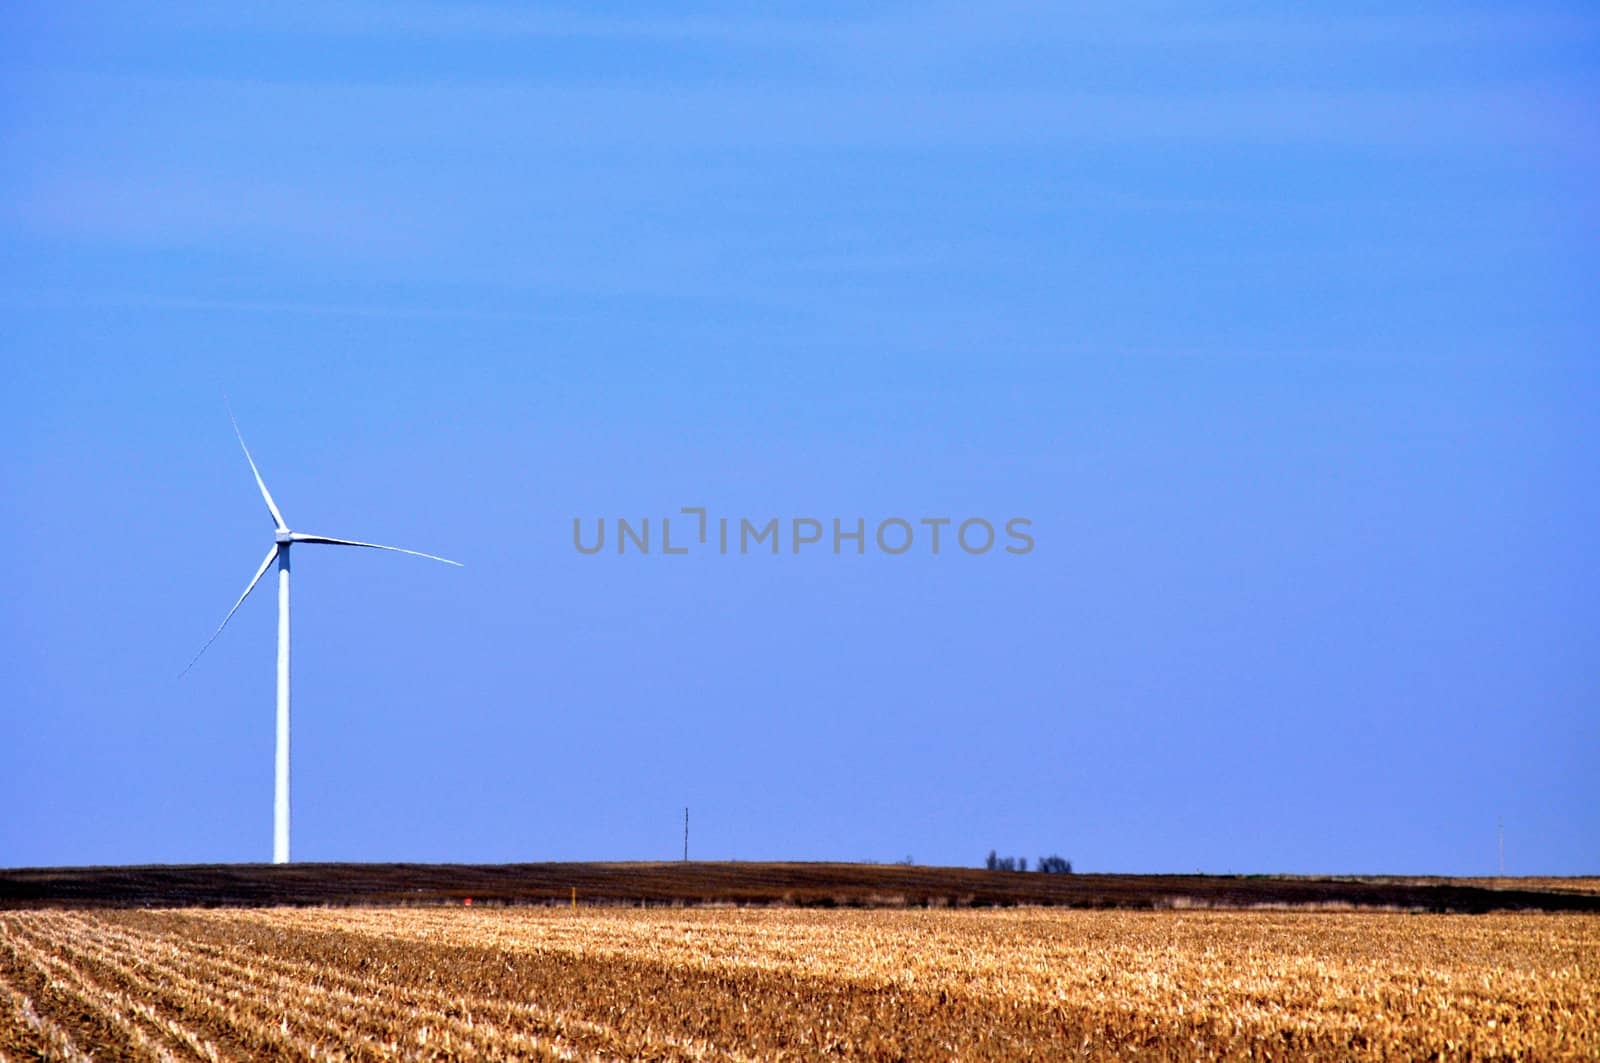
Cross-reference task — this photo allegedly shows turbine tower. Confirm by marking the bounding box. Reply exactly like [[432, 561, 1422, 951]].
[[184, 408, 461, 863]]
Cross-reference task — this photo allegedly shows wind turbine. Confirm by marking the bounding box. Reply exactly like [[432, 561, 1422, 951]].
[[183, 408, 461, 864]]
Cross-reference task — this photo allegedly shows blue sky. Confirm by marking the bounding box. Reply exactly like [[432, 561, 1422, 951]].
[[2, 3, 1596, 874]]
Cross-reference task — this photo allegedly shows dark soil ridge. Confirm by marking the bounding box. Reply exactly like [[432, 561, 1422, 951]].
[[3, 862, 1597, 913]]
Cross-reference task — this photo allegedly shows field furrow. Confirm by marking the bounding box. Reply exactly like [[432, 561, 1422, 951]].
[[34, 914, 392, 1061], [1, 918, 182, 1061], [0, 958, 90, 1063], [81, 913, 737, 1062], [22, 914, 230, 1062], [67, 915, 595, 1062]]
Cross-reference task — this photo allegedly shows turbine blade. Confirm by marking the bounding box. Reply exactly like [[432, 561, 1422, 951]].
[[289, 533, 463, 566], [180, 545, 280, 677], [225, 400, 288, 531]]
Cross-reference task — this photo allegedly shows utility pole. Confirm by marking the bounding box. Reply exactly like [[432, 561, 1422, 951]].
[[683, 807, 689, 862], [1498, 818, 1505, 878]]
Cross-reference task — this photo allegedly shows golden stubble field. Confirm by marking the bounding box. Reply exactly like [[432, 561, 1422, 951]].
[[2, 907, 1596, 1060]]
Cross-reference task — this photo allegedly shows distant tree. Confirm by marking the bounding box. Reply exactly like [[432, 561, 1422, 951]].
[[1037, 855, 1072, 874], [987, 851, 1040, 872]]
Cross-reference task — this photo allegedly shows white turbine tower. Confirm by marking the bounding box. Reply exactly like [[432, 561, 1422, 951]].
[[184, 409, 461, 864]]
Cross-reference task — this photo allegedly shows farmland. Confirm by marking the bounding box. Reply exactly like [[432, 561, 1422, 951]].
[[4, 906, 1597, 1060], [6, 861, 1600, 913]]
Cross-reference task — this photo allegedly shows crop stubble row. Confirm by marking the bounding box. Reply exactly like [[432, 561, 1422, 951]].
[[2, 907, 1596, 1060]]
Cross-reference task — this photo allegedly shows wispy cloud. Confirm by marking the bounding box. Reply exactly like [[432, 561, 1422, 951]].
[[5, 71, 1592, 290], [0, 288, 568, 321], [138, 1, 833, 43], [7, 169, 417, 256], [147, 3, 1600, 48], [14, 71, 1591, 152], [4, 3, 1593, 314]]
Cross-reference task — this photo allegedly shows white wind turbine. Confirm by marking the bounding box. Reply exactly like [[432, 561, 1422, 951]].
[[183, 409, 461, 864]]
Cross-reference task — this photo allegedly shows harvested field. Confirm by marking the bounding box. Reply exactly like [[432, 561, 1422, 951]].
[[2, 907, 1595, 1060]]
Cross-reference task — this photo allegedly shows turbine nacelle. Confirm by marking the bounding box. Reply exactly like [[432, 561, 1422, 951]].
[[182, 419, 463, 679]]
